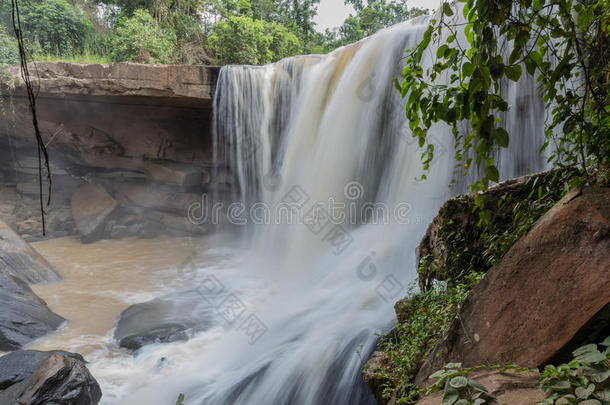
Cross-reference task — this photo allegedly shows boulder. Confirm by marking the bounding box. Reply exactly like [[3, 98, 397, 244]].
[[114, 290, 216, 351], [0, 274, 65, 351], [416, 169, 572, 290], [0, 219, 59, 284], [71, 184, 118, 242], [361, 351, 393, 405], [112, 182, 203, 215], [416, 368, 545, 405], [415, 187, 610, 386], [0, 350, 102, 405]]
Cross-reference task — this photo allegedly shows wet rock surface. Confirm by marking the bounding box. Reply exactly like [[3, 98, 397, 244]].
[[415, 187, 610, 385], [0, 220, 60, 283], [114, 290, 216, 351], [0, 350, 102, 405], [0, 219, 64, 350], [0, 274, 65, 351], [0, 62, 227, 242], [71, 184, 119, 242]]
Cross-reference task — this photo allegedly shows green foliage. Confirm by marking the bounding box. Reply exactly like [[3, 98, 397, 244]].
[[0, 0, 92, 56], [208, 15, 270, 64], [0, 25, 18, 65], [399, 0, 610, 197], [427, 363, 492, 405], [379, 274, 482, 403], [266, 21, 302, 61], [538, 338, 610, 404], [418, 169, 576, 291], [108, 9, 176, 63], [208, 14, 302, 64]]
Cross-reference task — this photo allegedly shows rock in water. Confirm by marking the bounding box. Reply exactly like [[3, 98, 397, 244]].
[[0, 219, 64, 351], [415, 187, 610, 385], [0, 220, 60, 284], [71, 184, 118, 242], [0, 350, 102, 405], [114, 290, 216, 351], [0, 274, 65, 351]]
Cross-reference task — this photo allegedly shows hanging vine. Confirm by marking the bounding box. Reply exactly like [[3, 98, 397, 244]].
[[10, 0, 52, 235]]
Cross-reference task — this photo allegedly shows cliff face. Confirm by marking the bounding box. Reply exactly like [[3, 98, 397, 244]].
[[0, 62, 225, 241]]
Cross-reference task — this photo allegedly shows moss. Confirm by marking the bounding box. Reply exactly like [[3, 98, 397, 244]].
[[417, 168, 578, 291], [372, 168, 582, 404]]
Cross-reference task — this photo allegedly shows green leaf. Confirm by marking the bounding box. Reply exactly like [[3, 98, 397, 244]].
[[600, 336, 610, 347], [578, 400, 601, 405], [463, 62, 475, 77], [505, 64, 522, 82], [443, 2, 454, 16], [443, 387, 459, 405], [449, 376, 468, 388], [446, 362, 462, 369], [573, 344, 606, 363], [484, 165, 500, 182], [594, 388, 610, 402], [493, 128, 510, 147], [575, 384, 595, 399], [468, 379, 489, 393], [430, 369, 450, 379]]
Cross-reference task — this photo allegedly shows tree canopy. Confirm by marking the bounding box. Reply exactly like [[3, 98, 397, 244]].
[[0, 0, 426, 65], [399, 0, 609, 212]]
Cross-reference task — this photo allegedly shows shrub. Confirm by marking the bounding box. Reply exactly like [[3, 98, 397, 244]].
[[0, 26, 19, 66], [108, 9, 176, 64]]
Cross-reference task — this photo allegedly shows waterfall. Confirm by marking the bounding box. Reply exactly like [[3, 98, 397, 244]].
[[117, 14, 547, 405]]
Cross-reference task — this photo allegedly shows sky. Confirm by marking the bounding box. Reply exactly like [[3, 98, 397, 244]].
[[312, 0, 442, 32]]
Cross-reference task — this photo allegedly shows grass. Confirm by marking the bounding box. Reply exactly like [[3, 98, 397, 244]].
[[32, 52, 111, 64]]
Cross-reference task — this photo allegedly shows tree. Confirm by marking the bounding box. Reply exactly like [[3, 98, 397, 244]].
[[0, 0, 92, 56], [0, 25, 18, 65], [399, 0, 609, 197], [266, 21, 302, 60], [108, 9, 176, 63], [208, 14, 303, 64], [316, 0, 428, 51], [208, 15, 271, 64]]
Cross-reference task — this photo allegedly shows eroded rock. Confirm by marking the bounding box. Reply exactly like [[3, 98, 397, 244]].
[[71, 184, 118, 242], [415, 186, 610, 386], [0, 220, 59, 284], [0, 350, 102, 405], [114, 290, 216, 351]]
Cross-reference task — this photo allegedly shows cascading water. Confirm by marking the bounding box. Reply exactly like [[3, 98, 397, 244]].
[[115, 13, 547, 405]]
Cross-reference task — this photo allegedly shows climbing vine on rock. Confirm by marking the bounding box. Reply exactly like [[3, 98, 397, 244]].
[[398, 0, 610, 196]]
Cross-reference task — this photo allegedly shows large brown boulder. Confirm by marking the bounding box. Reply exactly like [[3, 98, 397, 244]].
[[415, 187, 610, 386], [0, 350, 102, 404], [71, 184, 118, 242]]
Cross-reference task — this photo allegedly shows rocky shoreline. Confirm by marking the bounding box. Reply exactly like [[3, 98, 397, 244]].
[[362, 173, 610, 404], [1, 62, 226, 243]]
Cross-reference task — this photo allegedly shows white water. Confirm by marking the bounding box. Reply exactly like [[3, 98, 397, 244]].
[[36, 14, 547, 405]]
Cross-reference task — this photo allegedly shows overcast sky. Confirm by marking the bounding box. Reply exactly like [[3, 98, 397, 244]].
[[313, 0, 441, 31]]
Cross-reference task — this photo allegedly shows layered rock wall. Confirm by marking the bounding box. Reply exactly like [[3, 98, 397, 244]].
[[0, 62, 226, 241]]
